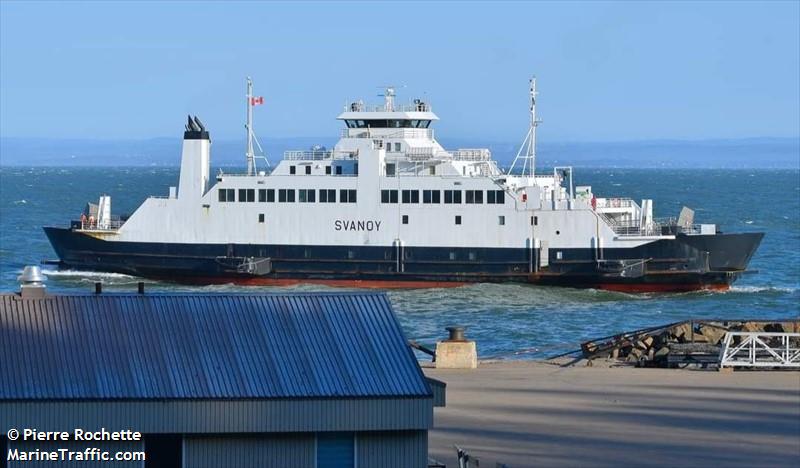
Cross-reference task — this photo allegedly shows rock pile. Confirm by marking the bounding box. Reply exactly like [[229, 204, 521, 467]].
[[580, 319, 799, 367]]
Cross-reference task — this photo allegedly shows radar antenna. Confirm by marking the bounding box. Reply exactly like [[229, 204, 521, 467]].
[[377, 85, 406, 111], [510, 77, 541, 178]]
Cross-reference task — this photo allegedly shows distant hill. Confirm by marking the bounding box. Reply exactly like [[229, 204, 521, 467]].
[[1, 136, 798, 169]]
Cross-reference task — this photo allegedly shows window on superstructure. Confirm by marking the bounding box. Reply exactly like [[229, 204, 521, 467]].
[[381, 189, 398, 204], [466, 190, 483, 204], [444, 190, 462, 204], [239, 189, 255, 202], [423, 190, 440, 204], [402, 190, 419, 204], [267, 189, 275, 202], [386, 163, 396, 176], [320, 189, 336, 203], [402, 215, 409, 225], [258, 189, 267, 202], [335, 166, 343, 175], [455, 215, 462, 225], [487, 190, 505, 204], [326, 166, 332, 175], [290, 166, 296, 175], [499, 216, 505, 226], [340, 189, 357, 203], [394, 142, 401, 152], [218, 188, 235, 202], [299, 189, 315, 203], [279, 189, 295, 203], [305, 166, 311, 175], [258, 214, 265, 223]]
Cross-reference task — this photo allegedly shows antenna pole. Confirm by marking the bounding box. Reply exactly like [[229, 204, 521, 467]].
[[246, 77, 255, 175], [510, 76, 541, 179]]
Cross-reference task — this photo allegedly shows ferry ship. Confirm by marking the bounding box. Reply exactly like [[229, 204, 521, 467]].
[[44, 78, 763, 292]]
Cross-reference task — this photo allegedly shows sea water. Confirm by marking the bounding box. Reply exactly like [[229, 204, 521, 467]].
[[1, 167, 798, 358]]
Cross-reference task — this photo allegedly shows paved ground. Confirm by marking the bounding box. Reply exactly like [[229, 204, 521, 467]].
[[425, 360, 800, 467]]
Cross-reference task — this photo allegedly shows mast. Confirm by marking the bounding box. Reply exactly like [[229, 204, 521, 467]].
[[510, 76, 541, 178], [528, 77, 538, 178], [245, 77, 255, 175]]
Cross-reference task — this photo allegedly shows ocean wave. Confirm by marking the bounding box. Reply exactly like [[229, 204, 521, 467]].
[[728, 285, 797, 294], [40, 269, 136, 279]]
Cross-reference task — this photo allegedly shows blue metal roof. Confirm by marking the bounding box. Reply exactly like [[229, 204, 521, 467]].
[[0, 292, 431, 400]]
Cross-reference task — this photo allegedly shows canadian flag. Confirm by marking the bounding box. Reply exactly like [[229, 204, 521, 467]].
[[250, 96, 264, 106]]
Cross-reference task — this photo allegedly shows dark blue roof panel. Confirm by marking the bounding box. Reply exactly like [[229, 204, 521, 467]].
[[0, 292, 431, 400]]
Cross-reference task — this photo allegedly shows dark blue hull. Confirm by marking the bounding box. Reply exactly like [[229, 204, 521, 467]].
[[43, 227, 763, 292]]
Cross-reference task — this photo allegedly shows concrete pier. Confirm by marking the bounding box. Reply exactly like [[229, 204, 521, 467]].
[[425, 360, 800, 467]]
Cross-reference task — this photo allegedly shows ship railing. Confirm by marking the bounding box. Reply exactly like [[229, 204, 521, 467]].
[[341, 128, 434, 139], [605, 217, 703, 236], [342, 103, 432, 113], [404, 147, 492, 162], [595, 197, 635, 209], [451, 148, 492, 161], [283, 150, 358, 161], [72, 216, 125, 231]]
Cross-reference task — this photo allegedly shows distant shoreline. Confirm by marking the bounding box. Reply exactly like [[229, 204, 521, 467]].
[[1, 136, 798, 169]]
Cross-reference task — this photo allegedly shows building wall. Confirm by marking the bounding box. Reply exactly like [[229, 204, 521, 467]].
[[357, 430, 428, 468], [183, 434, 315, 468], [182, 431, 428, 468]]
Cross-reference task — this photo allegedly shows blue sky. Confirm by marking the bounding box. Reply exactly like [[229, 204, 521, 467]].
[[1, 1, 798, 142]]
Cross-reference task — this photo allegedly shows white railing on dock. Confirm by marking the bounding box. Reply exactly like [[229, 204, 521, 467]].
[[719, 332, 800, 368]]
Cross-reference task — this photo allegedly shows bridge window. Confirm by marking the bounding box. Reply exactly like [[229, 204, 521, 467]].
[[290, 166, 296, 175], [444, 190, 462, 204], [487, 190, 505, 204], [423, 190, 440, 204], [340, 189, 357, 203], [319, 189, 336, 203], [465, 190, 483, 204], [305, 166, 311, 175], [238, 189, 255, 202], [258, 189, 266, 202], [218, 188, 235, 202], [402, 190, 419, 204]]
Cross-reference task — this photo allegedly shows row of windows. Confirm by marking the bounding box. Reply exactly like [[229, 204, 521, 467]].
[[381, 189, 506, 205], [399, 214, 506, 226], [219, 188, 357, 204], [289, 165, 350, 175], [222, 188, 506, 205], [344, 119, 432, 128]]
